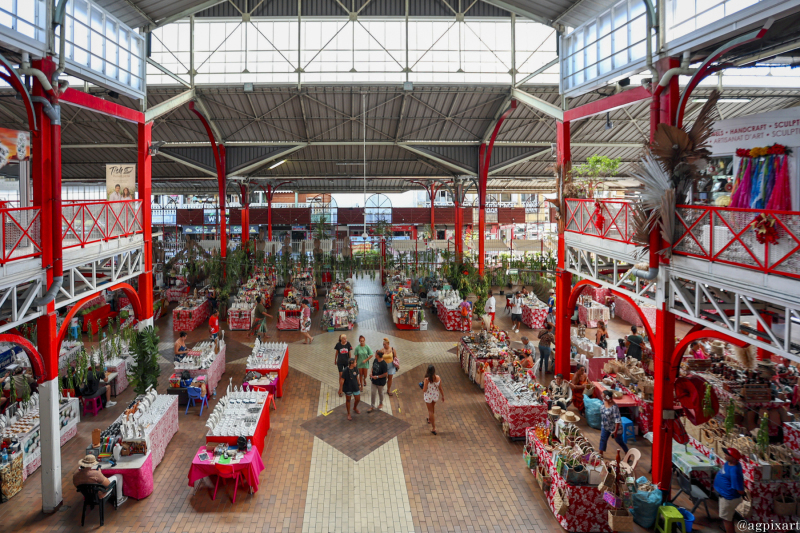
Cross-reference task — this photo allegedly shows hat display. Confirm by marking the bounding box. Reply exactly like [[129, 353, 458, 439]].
[[711, 340, 725, 355], [612, 391, 624, 399], [548, 406, 563, 417], [561, 411, 581, 424], [79, 455, 99, 468]]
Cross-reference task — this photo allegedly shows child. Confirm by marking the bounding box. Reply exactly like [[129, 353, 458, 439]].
[[616, 338, 626, 360]]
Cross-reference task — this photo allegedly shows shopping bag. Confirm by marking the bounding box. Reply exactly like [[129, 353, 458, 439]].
[[608, 509, 634, 532], [736, 491, 752, 519], [554, 488, 569, 516]]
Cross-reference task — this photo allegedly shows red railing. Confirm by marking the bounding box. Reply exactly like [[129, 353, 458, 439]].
[[564, 199, 635, 244], [0, 206, 42, 264], [61, 200, 144, 249], [673, 205, 800, 280]]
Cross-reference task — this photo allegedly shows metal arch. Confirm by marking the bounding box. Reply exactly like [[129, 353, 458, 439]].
[[0, 52, 37, 132]]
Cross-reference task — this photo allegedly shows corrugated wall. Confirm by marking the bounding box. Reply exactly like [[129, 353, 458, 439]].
[[196, 0, 509, 18]]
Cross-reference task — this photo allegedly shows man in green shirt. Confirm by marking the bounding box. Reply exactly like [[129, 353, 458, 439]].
[[625, 325, 644, 361], [250, 295, 273, 341]]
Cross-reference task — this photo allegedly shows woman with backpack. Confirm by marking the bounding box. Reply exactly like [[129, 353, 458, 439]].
[[375, 338, 398, 396]]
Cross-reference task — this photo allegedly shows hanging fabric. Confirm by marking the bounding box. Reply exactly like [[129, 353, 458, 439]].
[[764, 155, 778, 206], [750, 157, 767, 209], [731, 158, 753, 208], [767, 155, 792, 211], [731, 158, 747, 197]]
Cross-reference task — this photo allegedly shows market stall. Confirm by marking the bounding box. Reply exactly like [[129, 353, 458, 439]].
[[245, 341, 289, 398], [577, 295, 610, 328], [484, 372, 547, 438], [458, 329, 511, 386], [173, 340, 227, 396], [321, 281, 358, 331], [391, 290, 424, 330], [172, 298, 211, 332], [521, 295, 549, 329], [228, 275, 276, 330], [205, 388, 271, 454], [0, 396, 81, 483], [434, 290, 472, 332], [288, 268, 316, 299], [87, 391, 179, 500], [57, 341, 82, 370], [187, 444, 266, 495], [165, 285, 190, 303], [277, 292, 304, 330], [613, 297, 656, 330]]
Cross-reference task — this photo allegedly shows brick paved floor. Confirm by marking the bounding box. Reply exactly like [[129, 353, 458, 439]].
[[0, 276, 716, 533]]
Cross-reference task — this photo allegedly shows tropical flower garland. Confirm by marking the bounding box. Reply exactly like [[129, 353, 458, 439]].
[[750, 213, 780, 245], [736, 144, 791, 158], [592, 200, 605, 233]]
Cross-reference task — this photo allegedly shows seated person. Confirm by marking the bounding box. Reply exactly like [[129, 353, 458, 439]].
[[174, 332, 189, 362], [520, 351, 535, 369], [73, 455, 126, 507], [519, 335, 537, 354], [94, 364, 117, 407], [548, 373, 572, 410], [82, 367, 114, 407], [689, 340, 709, 359]]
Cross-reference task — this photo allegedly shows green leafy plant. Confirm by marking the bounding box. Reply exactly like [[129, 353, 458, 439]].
[[702, 383, 714, 418], [129, 326, 161, 395], [757, 412, 770, 456], [724, 401, 736, 434]]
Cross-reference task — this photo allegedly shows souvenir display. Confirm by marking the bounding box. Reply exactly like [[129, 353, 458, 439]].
[[485, 372, 547, 438], [390, 288, 423, 330], [173, 339, 227, 395], [434, 290, 472, 331], [321, 281, 358, 330], [458, 329, 511, 386], [245, 340, 290, 398], [172, 297, 211, 332]]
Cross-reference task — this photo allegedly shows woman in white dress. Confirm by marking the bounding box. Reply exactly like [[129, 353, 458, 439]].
[[300, 300, 313, 344], [422, 365, 444, 435]]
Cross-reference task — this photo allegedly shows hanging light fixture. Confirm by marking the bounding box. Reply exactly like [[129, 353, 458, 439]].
[[604, 112, 613, 130]]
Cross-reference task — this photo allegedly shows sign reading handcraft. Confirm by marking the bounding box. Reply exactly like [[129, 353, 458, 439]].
[[106, 164, 136, 201]]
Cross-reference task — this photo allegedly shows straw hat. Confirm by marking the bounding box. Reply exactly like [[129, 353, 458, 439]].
[[561, 411, 581, 424], [79, 455, 99, 469], [548, 405, 563, 417], [612, 391, 624, 399]]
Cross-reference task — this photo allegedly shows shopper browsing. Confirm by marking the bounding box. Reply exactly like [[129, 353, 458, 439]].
[[338, 358, 361, 421], [250, 296, 273, 341], [299, 300, 313, 344], [616, 339, 626, 360], [367, 349, 388, 412], [354, 335, 373, 388], [423, 365, 444, 435], [484, 290, 496, 326], [334, 334, 353, 374], [510, 291, 523, 333], [569, 365, 589, 416], [376, 338, 398, 396], [625, 325, 644, 361], [537, 323, 555, 374], [209, 309, 220, 340], [714, 447, 745, 533], [595, 320, 608, 349], [599, 389, 628, 457]]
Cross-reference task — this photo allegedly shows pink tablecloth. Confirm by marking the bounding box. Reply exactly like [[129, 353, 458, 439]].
[[613, 297, 656, 331], [107, 359, 128, 395], [149, 396, 179, 468], [521, 305, 547, 329], [23, 423, 79, 481], [578, 303, 609, 328], [529, 428, 611, 532], [484, 373, 546, 438], [173, 300, 211, 332], [177, 346, 226, 396], [435, 301, 472, 331], [187, 446, 266, 493], [102, 454, 155, 500], [165, 286, 190, 302], [581, 285, 611, 304]]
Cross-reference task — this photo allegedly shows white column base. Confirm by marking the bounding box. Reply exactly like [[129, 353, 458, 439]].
[[137, 317, 154, 330], [40, 378, 62, 512]]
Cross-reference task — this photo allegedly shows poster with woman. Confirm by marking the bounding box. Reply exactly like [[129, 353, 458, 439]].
[[0, 127, 30, 169], [106, 164, 136, 201]]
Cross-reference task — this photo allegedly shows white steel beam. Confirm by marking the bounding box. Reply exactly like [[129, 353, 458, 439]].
[[144, 89, 195, 123], [511, 88, 564, 121], [146, 58, 191, 88]]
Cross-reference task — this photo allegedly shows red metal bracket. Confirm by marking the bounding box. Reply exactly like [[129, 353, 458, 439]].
[[60, 88, 144, 124]]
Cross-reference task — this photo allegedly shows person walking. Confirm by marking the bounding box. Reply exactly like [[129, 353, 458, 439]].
[[537, 323, 555, 374], [484, 290, 496, 326], [368, 348, 388, 412], [376, 338, 398, 396], [625, 325, 645, 361], [510, 291, 523, 333], [354, 335, 373, 388], [334, 334, 353, 375], [338, 358, 361, 421], [250, 296, 273, 341], [714, 447, 745, 533], [423, 365, 444, 435], [209, 309, 220, 340], [599, 389, 628, 457], [299, 300, 313, 344]]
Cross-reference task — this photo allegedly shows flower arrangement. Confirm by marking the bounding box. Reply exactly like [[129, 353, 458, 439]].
[[592, 200, 605, 233], [750, 213, 779, 245], [737, 144, 791, 157]]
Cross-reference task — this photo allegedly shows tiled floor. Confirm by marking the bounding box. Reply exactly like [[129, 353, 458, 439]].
[[1, 276, 716, 533]]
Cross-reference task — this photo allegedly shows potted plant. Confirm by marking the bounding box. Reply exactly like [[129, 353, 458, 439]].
[[129, 326, 161, 395]]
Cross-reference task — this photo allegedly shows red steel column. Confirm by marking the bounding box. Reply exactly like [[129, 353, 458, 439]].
[[138, 122, 154, 324], [478, 143, 487, 275], [650, 57, 679, 499], [31, 57, 62, 514], [554, 120, 572, 377], [240, 183, 249, 244], [219, 145, 227, 256], [429, 183, 436, 239], [454, 194, 462, 262]]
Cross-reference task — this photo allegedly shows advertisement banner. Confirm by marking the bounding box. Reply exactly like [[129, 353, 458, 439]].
[[0, 127, 30, 169], [106, 164, 136, 200]]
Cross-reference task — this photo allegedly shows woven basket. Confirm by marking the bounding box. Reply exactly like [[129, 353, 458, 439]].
[[608, 509, 634, 532]]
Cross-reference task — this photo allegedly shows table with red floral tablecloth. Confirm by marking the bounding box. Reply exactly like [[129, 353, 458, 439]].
[[528, 428, 612, 532], [435, 301, 472, 332], [688, 436, 800, 523], [100, 396, 179, 499], [578, 302, 610, 328], [277, 308, 301, 330], [784, 422, 800, 452], [175, 345, 226, 396], [165, 286, 190, 302], [173, 299, 211, 332], [187, 446, 266, 494], [521, 304, 548, 329], [246, 345, 289, 398], [484, 373, 546, 438], [581, 285, 612, 304], [228, 306, 253, 330], [613, 297, 656, 330]]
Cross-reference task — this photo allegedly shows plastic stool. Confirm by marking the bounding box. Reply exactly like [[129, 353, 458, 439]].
[[621, 416, 636, 443], [69, 324, 80, 341], [655, 505, 686, 533], [82, 396, 103, 417], [185, 386, 208, 416], [312, 300, 319, 312], [267, 392, 277, 411]]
